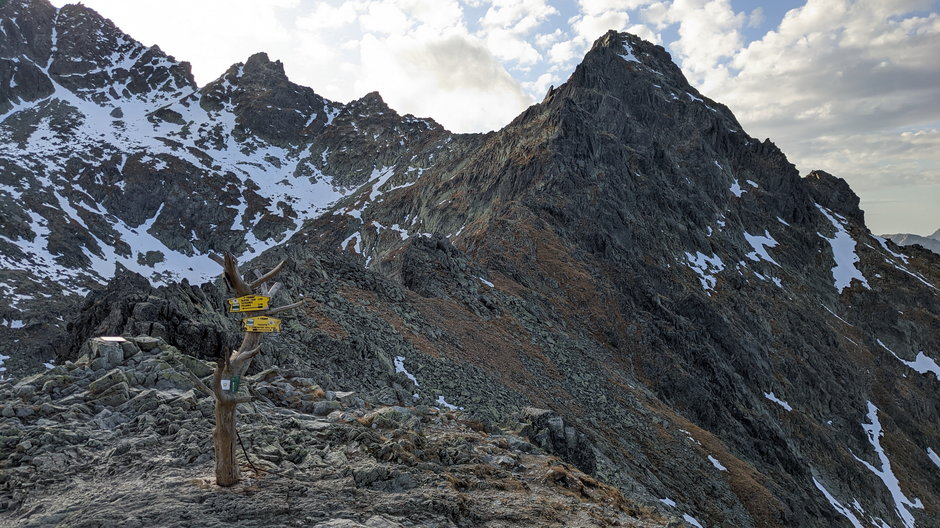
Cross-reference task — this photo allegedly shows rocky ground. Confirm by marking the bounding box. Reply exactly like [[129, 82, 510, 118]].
[[0, 336, 681, 527]]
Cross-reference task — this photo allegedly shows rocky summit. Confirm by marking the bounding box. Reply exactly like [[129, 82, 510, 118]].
[[1, 1, 939, 527]]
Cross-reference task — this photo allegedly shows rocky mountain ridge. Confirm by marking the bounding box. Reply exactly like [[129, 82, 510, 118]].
[[1, 1, 938, 527]]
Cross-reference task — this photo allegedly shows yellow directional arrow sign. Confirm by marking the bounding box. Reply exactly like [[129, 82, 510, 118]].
[[242, 316, 281, 333], [227, 295, 270, 313]]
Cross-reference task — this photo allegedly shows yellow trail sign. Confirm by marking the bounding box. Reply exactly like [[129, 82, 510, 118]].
[[228, 295, 270, 313], [242, 316, 281, 333]]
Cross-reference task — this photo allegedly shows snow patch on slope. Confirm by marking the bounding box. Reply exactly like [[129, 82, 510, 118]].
[[744, 231, 780, 266], [877, 339, 940, 381], [813, 477, 864, 528], [852, 402, 922, 528], [435, 395, 463, 411], [394, 355, 419, 387], [684, 251, 724, 294], [619, 42, 641, 63], [815, 204, 869, 293], [764, 392, 793, 411], [707, 455, 727, 471], [0, 56, 353, 290], [927, 448, 940, 470]]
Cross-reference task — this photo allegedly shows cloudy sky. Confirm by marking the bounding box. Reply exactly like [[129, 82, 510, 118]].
[[50, 0, 940, 235]]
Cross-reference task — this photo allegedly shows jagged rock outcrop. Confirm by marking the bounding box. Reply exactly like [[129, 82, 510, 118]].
[[1, 3, 938, 527]]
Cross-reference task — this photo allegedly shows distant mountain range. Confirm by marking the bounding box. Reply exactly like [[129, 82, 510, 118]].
[[1, 1, 938, 527], [884, 229, 940, 255]]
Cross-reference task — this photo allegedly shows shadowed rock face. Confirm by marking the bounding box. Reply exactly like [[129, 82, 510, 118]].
[[2, 6, 939, 527]]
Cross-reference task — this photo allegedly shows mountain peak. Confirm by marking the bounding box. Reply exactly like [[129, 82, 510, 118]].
[[198, 52, 334, 144], [243, 51, 285, 77], [803, 169, 865, 224], [584, 30, 690, 85]]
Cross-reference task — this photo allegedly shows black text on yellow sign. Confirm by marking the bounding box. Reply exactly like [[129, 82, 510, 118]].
[[242, 316, 281, 333], [227, 295, 270, 313]]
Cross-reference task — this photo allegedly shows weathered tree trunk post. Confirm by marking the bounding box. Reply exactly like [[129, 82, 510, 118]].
[[201, 252, 306, 487]]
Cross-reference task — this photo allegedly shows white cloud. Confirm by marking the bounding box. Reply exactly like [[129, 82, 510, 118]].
[[481, 0, 558, 33], [475, 0, 559, 66], [572, 10, 631, 42], [646, 0, 746, 88], [522, 71, 560, 100], [357, 33, 532, 132], [294, 2, 358, 30], [535, 28, 564, 48], [359, 2, 413, 35], [548, 39, 581, 64], [485, 29, 542, 64], [625, 23, 662, 44], [580, 0, 652, 15], [747, 7, 765, 28]]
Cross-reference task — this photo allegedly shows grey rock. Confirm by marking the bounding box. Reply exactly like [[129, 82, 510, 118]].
[[131, 336, 163, 351], [352, 464, 417, 492], [313, 400, 342, 416], [88, 369, 128, 396], [88, 338, 125, 369], [364, 406, 419, 430], [334, 391, 360, 406], [94, 382, 130, 408], [14, 384, 36, 400]]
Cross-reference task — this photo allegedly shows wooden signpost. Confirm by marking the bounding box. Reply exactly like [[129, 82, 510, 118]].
[[192, 252, 306, 487]]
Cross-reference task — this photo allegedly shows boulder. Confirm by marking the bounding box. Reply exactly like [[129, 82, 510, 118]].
[[334, 391, 361, 407], [313, 400, 342, 416], [351, 463, 418, 492], [94, 382, 130, 407], [88, 369, 128, 396], [132, 336, 163, 351], [363, 406, 419, 429], [87, 338, 126, 369]]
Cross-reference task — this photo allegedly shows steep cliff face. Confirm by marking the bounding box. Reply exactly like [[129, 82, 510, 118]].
[[2, 3, 938, 526]]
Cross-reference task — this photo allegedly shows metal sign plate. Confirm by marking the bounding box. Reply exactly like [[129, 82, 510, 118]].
[[228, 295, 270, 313], [242, 316, 281, 333]]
